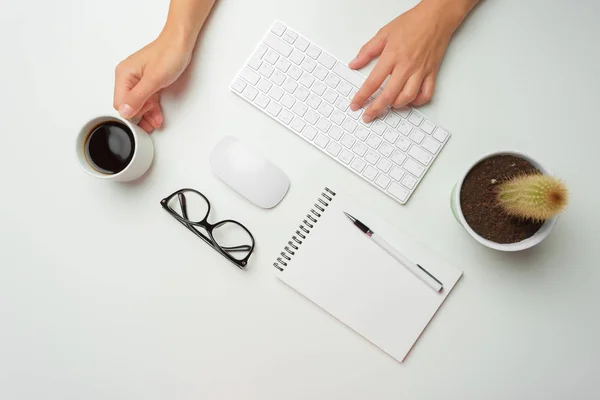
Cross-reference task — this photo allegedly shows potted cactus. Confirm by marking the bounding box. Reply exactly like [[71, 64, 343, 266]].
[[451, 151, 568, 251]]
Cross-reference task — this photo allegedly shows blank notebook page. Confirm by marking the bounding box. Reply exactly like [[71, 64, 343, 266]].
[[276, 189, 462, 362]]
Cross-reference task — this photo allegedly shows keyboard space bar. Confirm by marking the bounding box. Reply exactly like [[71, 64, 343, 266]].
[[333, 62, 365, 89]]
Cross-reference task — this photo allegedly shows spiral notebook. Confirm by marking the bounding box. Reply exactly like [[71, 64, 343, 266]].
[[273, 187, 463, 362]]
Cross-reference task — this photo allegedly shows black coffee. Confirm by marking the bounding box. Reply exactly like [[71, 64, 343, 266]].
[[85, 121, 135, 174]]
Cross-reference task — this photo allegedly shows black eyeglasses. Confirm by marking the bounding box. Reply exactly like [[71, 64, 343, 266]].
[[160, 188, 255, 269]]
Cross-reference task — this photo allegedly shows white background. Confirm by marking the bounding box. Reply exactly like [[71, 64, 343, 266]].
[[1, 0, 599, 398]]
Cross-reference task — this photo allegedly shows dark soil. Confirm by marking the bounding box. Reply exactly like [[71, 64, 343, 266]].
[[460, 155, 543, 244]]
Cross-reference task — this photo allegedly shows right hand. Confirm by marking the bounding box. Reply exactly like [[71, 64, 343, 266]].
[[114, 32, 194, 133]]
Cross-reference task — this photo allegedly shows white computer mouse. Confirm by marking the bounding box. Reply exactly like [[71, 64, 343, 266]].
[[209, 136, 290, 208]]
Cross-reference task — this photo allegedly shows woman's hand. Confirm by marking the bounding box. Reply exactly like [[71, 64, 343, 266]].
[[113, 32, 193, 133], [350, 0, 475, 123]]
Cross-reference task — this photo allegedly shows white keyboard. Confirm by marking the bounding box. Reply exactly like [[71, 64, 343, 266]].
[[230, 21, 451, 204]]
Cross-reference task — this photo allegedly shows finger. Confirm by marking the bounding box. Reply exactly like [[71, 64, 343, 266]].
[[118, 76, 162, 119], [350, 57, 393, 112], [113, 62, 139, 111], [138, 116, 155, 133], [145, 104, 164, 129], [349, 34, 387, 71], [392, 73, 423, 109], [363, 69, 409, 122], [411, 74, 436, 106]]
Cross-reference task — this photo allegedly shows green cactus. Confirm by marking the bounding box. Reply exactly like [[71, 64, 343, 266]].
[[497, 174, 568, 221]]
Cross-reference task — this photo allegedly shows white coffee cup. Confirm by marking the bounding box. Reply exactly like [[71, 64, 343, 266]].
[[76, 113, 154, 182]]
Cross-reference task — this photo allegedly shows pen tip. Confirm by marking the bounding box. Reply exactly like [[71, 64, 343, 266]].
[[343, 212, 357, 223]]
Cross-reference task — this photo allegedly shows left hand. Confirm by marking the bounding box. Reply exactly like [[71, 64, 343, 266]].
[[349, 2, 459, 122]]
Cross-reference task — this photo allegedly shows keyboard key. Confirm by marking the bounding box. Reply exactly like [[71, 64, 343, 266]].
[[388, 183, 409, 202], [354, 126, 370, 141], [408, 146, 433, 165], [283, 79, 298, 93], [372, 121, 387, 135], [301, 58, 317, 73], [404, 159, 425, 177], [341, 134, 356, 148], [352, 142, 368, 157], [337, 81, 353, 96], [375, 174, 391, 189], [383, 129, 399, 144], [313, 65, 328, 81], [294, 86, 310, 101], [409, 129, 425, 144], [385, 112, 401, 128], [351, 158, 367, 173], [314, 134, 329, 149], [248, 57, 262, 70], [268, 86, 284, 101], [302, 125, 318, 140], [334, 97, 350, 112], [323, 89, 338, 104], [316, 118, 332, 132], [275, 57, 291, 72], [304, 109, 319, 125], [346, 108, 362, 120], [391, 151, 407, 166], [264, 34, 293, 57], [294, 36, 310, 52], [270, 70, 286, 85], [389, 166, 405, 181], [325, 73, 341, 88], [397, 120, 412, 135], [421, 120, 436, 134], [292, 102, 308, 117], [396, 107, 411, 118], [306, 44, 322, 59], [257, 78, 272, 93], [330, 110, 345, 125], [318, 52, 336, 69], [379, 142, 395, 158], [266, 101, 282, 117], [333, 62, 365, 88], [311, 81, 327, 96], [339, 149, 354, 165], [318, 102, 334, 117], [271, 22, 286, 36], [288, 65, 303, 80], [402, 174, 418, 190], [255, 93, 270, 109], [278, 109, 294, 124], [231, 78, 246, 93], [242, 85, 258, 101], [366, 135, 382, 149], [259, 64, 274, 78], [363, 166, 378, 181], [290, 117, 306, 133], [328, 126, 344, 140], [283, 29, 298, 44], [264, 49, 279, 64], [342, 118, 357, 133], [377, 158, 392, 173], [299, 73, 315, 88], [365, 150, 379, 165], [240, 68, 260, 85], [307, 94, 322, 109], [281, 93, 296, 109], [396, 137, 411, 152], [408, 111, 424, 126], [422, 137, 441, 154], [326, 141, 342, 157], [433, 127, 449, 142], [290, 50, 305, 65]]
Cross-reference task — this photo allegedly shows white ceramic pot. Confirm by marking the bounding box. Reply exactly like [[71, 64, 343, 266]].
[[450, 151, 558, 251]]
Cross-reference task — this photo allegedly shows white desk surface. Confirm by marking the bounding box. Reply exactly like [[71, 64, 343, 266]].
[[2, 0, 599, 398]]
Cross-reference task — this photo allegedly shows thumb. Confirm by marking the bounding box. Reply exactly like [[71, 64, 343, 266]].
[[349, 34, 386, 71], [118, 77, 162, 119]]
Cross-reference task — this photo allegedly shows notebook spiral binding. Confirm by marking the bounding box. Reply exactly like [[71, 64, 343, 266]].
[[274, 187, 336, 271]]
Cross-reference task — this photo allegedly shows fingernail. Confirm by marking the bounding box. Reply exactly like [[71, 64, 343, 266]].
[[119, 104, 135, 119], [350, 103, 359, 111], [363, 114, 374, 123]]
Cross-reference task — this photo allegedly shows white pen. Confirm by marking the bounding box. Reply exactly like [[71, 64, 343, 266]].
[[343, 212, 443, 293]]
